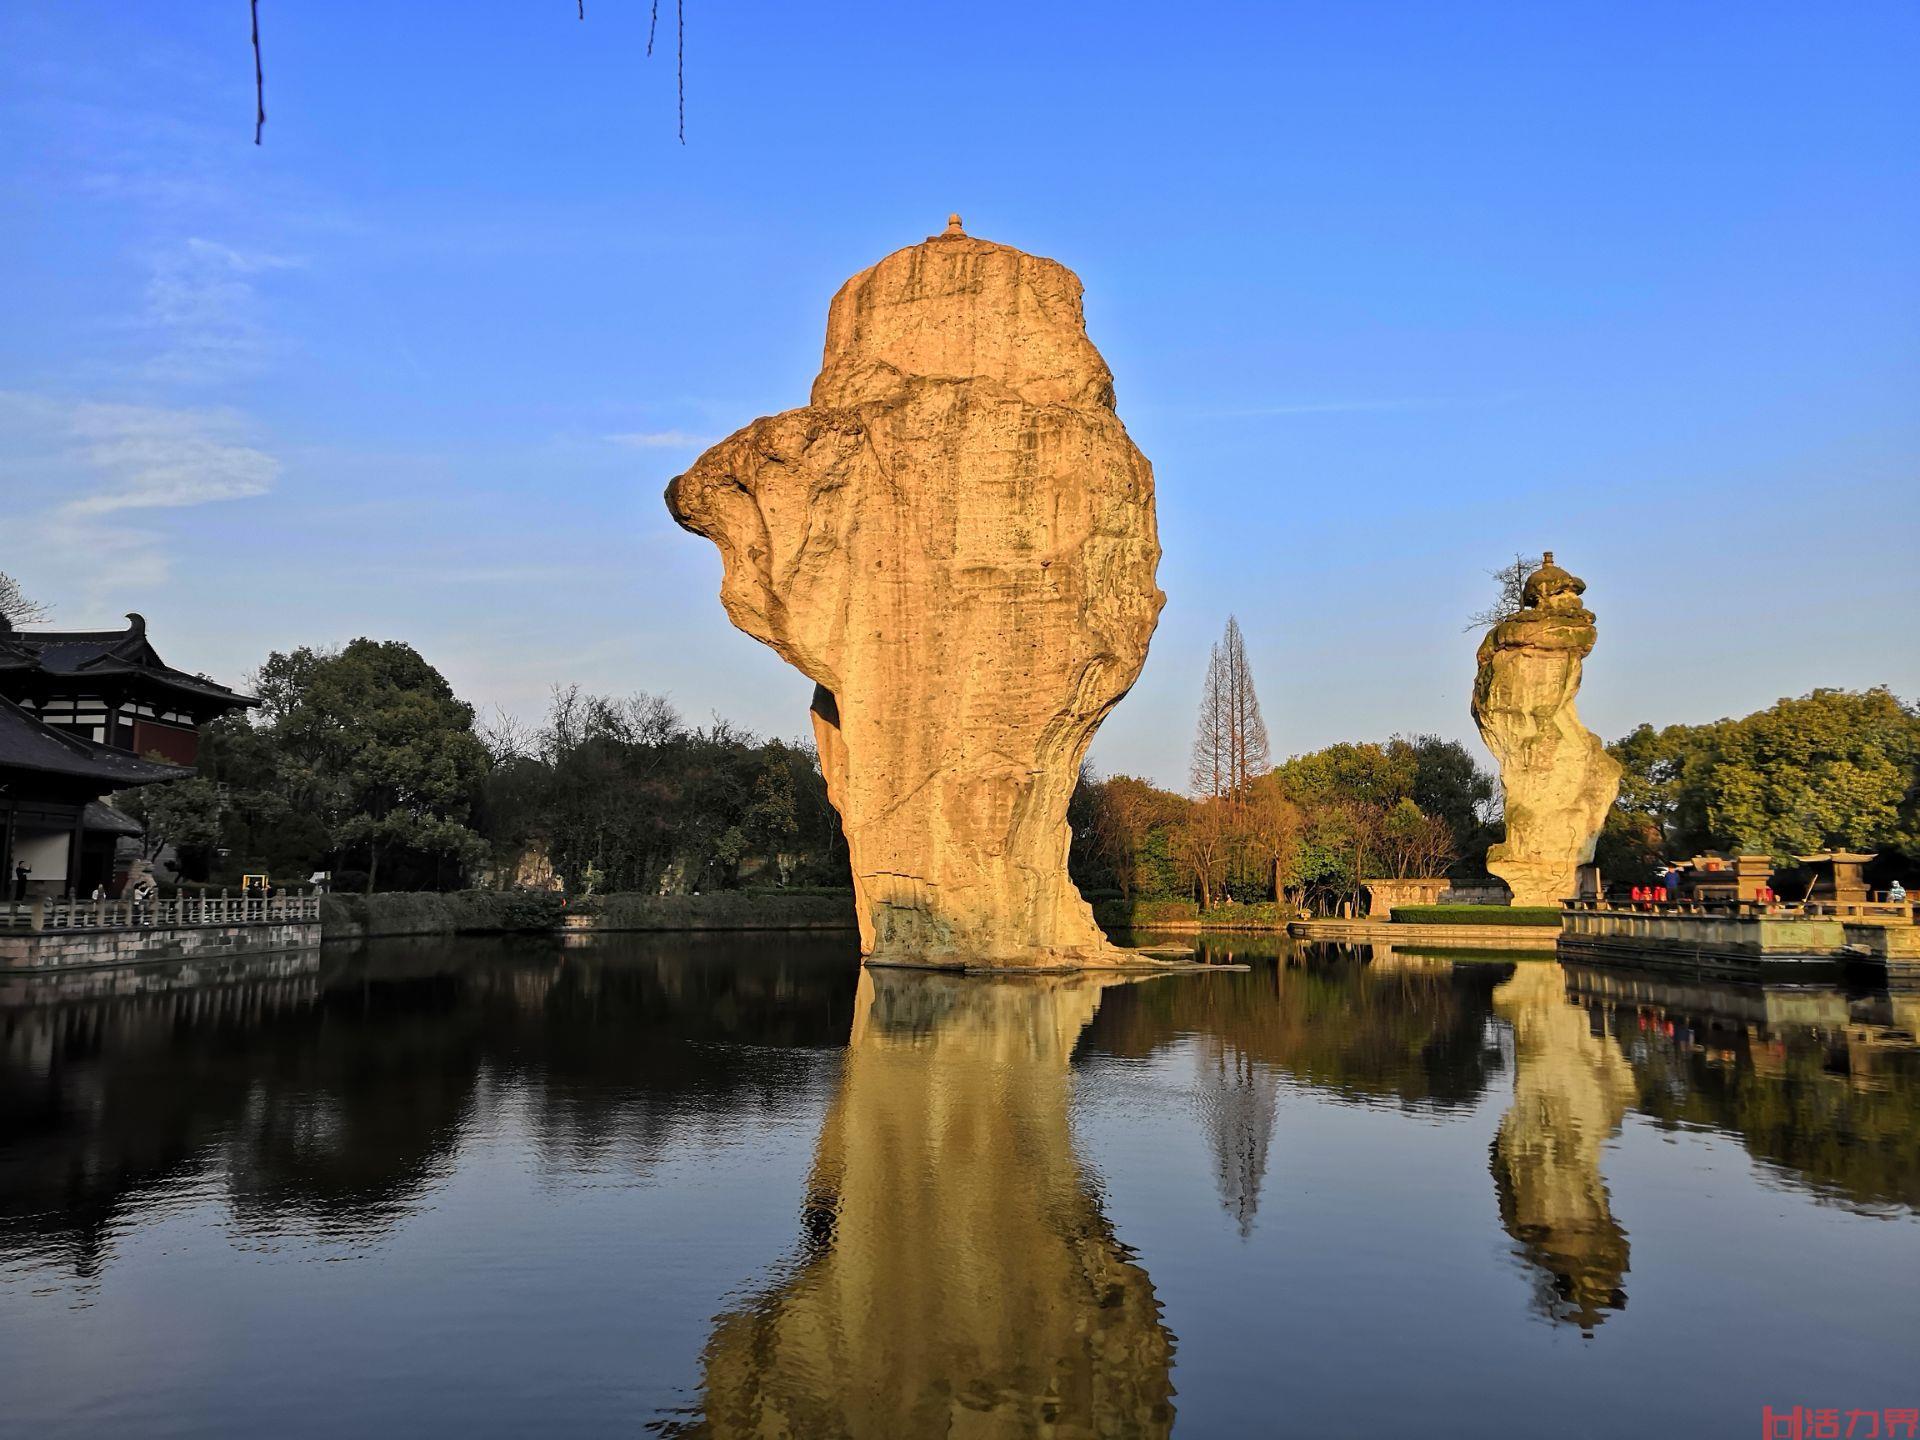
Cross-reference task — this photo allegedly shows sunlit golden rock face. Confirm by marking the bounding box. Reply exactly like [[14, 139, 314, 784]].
[[689, 969, 1175, 1438], [1471, 552, 1623, 906], [666, 218, 1164, 967], [1490, 962, 1636, 1332]]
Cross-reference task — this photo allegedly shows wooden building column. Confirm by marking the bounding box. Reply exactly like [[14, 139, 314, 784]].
[[68, 804, 85, 898]]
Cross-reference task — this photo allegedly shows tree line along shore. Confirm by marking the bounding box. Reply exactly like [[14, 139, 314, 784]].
[[117, 624, 1918, 918]]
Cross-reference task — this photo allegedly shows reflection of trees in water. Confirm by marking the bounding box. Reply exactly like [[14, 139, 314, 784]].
[[1489, 963, 1634, 1333], [1195, 1041, 1279, 1237], [1569, 973, 1920, 1214], [1090, 941, 1511, 1242], [679, 970, 1175, 1440], [1086, 943, 1511, 1112], [0, 934, 858, 1279]]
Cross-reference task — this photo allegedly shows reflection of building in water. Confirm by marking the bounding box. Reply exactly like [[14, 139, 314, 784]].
[[1196, 1039, 1279, 1237], [0, 935, 861, 1281], [1490, 962, 1635, 1333], [1563, 963, 1920, 1212], [689, 970, 1175, 1439]]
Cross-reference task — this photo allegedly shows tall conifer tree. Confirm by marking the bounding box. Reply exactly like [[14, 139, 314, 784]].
[[1190, 616, 1270, 800]]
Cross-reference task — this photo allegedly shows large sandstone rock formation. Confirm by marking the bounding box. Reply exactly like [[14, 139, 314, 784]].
[[690, 969, 1175, 1437], [1471, 552, 1623, 906], [666, 216, 1163, 967]]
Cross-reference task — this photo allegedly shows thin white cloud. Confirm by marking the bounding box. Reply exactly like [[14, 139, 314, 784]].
[[0, 394, 279, 596], [606, 429, 715, 450], [61, 401, 279, 515], [141, 237, 303, 385]]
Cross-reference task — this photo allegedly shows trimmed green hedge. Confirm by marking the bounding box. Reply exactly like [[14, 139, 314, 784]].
[[1389, 904, 1562, 927], [1091, 898, 1300, 931], [1093, 898, 1198, 926]]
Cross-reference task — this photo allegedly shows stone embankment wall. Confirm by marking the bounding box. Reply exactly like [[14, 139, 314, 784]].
[[1288, 918, 1559, 950], [1, 921, 322, 972], [319, 890, 858, 941]]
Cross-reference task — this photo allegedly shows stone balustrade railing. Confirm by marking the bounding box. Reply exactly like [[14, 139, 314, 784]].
[[0, 890, 324, 933], [1561, 897, 1915, 923]]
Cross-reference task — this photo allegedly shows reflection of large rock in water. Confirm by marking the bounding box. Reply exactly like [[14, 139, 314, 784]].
[[1471, 553, 1623, 905], [687, 970, 1175, 1438], [1490, 963, 1636, 1332], [666, 216, 1164, 968]]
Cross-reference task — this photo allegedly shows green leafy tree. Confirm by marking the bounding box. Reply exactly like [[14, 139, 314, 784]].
[[197, 711, 330, 880], [1705, 688, 1919, 857], [1607, 689, 1920, 863], [1070, 772, 1191, 900], [1272, 741, 1414, 812], [119, 777, 225, 864], [271, 639, 490, 891], [475, 686, 845, 895], [1395, 733, 1496, 854]]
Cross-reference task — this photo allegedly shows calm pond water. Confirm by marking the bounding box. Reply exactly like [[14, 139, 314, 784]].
[[2, 931, 1917, 1438]]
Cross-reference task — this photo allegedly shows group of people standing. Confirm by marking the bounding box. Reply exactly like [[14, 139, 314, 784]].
[[1625, 869, 1781, 907], [1627, 870, 1685, 908]]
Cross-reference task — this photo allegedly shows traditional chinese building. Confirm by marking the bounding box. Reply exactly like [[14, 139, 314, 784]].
[[0, 611, 255, 897], [0, 611, 254, 766]]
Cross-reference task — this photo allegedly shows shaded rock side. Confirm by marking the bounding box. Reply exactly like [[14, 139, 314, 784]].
[[1471, 552, 1623, 906], [665, 218, 1164, 966]]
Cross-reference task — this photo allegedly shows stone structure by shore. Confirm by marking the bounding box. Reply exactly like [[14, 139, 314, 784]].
[[667, 217, 1163, 968]]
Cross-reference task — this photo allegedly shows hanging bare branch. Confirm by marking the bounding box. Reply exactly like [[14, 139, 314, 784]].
[[250, 0, 265, 145], [243, 2, 685, 143]]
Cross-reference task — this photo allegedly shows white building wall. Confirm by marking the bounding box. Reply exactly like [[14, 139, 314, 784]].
[[12, 830, 73, 895]]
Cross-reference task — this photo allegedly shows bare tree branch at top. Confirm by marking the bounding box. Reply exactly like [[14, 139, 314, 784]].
[[250, 0, 265, 144], [244, 3, 687, 144], [1465, 554, 1536, 631], [0, 572, 51, 626]]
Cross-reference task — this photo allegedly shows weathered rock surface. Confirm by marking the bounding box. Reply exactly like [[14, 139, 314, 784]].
[[666, 217, 1163, 967], [1471, 552, 1623, 906]]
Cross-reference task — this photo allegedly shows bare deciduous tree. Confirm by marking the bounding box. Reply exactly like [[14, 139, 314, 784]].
[[1238, 780, 1303, 901], [1465, 554, 1537, 631], [1373, 798, 1459, 879], [1089, 775, 1159, 902], [1176, 798, 1234, 909], [476, 706, 537, 766], [0, 572, 51, 626], [1190, 616, 1270, 801]]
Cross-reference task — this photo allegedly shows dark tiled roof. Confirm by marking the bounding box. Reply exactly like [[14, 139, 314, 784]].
[[0, 695, 189, 786], [0, 629, 36, 674], [82, 799, 145, 836], [1, 612, 255, 708]]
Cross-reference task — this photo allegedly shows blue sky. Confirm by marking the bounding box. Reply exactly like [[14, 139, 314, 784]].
[[3, 1, 1915, 789]]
